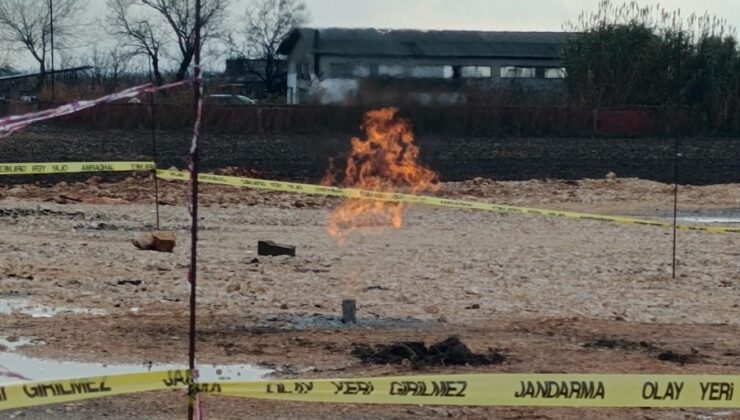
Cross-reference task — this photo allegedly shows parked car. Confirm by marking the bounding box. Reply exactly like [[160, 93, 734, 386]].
[[207, 94, 257, 105]]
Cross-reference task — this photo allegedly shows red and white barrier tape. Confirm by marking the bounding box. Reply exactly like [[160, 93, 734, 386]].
[[0, 80, 192, 139]]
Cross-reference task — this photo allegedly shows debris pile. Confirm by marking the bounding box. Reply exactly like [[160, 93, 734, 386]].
[[352, 336, 505, 368]]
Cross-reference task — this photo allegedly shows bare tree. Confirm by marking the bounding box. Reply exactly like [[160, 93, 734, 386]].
[[0, 0, 84, 75], [107, 46, 132, 86], [139, 0, 229, 81], [106, 0, 166, 85], [237, 0, 308, 94]]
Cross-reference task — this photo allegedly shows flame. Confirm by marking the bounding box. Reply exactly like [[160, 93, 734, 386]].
[[323, 107, 438, 243]]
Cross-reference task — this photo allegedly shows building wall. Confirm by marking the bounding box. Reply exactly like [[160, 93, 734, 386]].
[[284, 36, 566, 105], [285, 37, 316, 104]]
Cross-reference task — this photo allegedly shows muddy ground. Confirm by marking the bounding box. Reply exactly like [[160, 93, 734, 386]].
[[2, 126, 739, 184], [0, 174, 738, 419]]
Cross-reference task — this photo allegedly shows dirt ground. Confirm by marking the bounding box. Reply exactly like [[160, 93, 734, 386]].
[[0, 175, 738, 419], [3, 126, 739, 185]]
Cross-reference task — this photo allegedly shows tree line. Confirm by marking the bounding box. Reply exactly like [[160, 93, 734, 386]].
[[0, 0, 308, 95], [562, 0, 740, 132]]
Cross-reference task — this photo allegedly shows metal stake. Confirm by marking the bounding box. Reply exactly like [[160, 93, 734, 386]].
[[671, 137, 679, 279], [149, 59, 160, 230], [187, 0, 203, 418], [49, 0, 55, 102]]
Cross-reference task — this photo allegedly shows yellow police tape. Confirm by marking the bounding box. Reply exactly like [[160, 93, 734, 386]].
[[0, 369, 189, 410], [1, 372, 738, 410], [203, 373, 740, 408], [1, 161, 736, 234], [0, 161, 155, 175], [155, 169, 740, 234]]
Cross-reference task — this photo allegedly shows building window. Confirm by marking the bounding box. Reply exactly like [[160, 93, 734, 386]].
[[353, 65, 371, 78], [500, 66, 536, 79], [544, 67, 567, 79], [409, 65, 454, 79], [298, 63, 310, 80], [329, 63, 353, 78], [378, 64, 406, 78], [460, 65, 492, 78]]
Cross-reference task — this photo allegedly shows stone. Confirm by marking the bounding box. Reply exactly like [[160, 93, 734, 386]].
[[606, 171, 617, 181], [226, 283, 241, 293], [258, 240, 295, 257], [423, 305, 440, 315], [152, 231, 176, 253], [86, 197, 129, 205], [132, 233, 155, 250]]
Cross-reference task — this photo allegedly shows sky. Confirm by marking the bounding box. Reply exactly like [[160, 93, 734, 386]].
[[277, 0, 740, 31], [7, 0, 740, 71]]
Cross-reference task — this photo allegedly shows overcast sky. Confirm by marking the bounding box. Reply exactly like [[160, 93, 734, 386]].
[[79, 0, 739, 32], [8, 0, 740, 71], [272, 0, 740, 31]]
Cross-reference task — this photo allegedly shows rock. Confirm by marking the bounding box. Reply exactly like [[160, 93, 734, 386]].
[[55, 279, 81, 288], [132, 233, 155, 250], [155, 264, 171, 272], [8, 186, 26, 195], [86, 197, 129, 205], [226, 283, 241, 293], [258, 240, 295, 257], [152, 231, 176, 253], [117, 280, 142, 286], [606, 171, 617, 181], [423, 305, 440, 315]]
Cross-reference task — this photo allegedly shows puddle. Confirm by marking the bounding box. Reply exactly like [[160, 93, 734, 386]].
[[635, 208, 740, 224], [0, 352, 273, 384], [676, 217, 740, 224], [0, 336, 42, 351], [674, 208, 740, 224], [0, 298, 107, 318]]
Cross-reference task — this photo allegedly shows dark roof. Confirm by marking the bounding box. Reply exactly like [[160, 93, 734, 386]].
[[0, 66, 93, 82], [224, 58, 287, 81], [278, 28, 573, 59]]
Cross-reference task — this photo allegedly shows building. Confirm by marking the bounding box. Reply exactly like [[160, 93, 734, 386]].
[[0, 66, 93, 100], [223, 58, 288, 99], [277, 28, 572, 105]]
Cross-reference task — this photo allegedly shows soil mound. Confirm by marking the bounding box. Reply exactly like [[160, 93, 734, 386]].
[[351, 336, 504, 368]]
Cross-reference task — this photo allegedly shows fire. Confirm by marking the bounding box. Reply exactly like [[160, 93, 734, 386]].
[[323, 107, 438, 243]]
